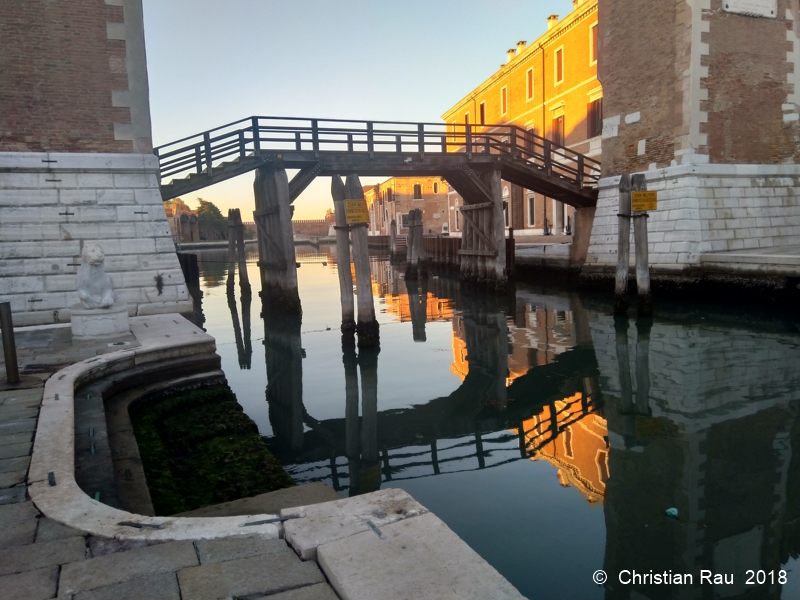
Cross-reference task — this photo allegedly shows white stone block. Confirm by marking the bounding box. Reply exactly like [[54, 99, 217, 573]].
[[0, 189, 59, 206], [71, 302, 130, 338], [625, 111, 641, 124], [0, 224, 61, 242], [134, 188, 163, 205], [317, 512, 526, 600], [135, 222, 172, 238], [113, 173, 152, 189], [58, 189, 98, 206], [76, 173, 116, 189], [97, 188, 136, 205], [281, 489, 430, 562]]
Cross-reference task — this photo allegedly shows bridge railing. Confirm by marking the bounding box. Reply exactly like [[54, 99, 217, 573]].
[[154, 116, 600, 190]]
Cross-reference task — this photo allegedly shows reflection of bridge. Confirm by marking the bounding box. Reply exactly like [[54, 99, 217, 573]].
[[260, 274, 603, 496]]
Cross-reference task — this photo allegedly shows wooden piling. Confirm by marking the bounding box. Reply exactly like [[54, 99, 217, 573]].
[[613, 174, 632, 314], [405, 209, 426, 280], [631, 174, 652, 316], [331, 176, 356, 343], [226, 209, 237, 292], [389, 219, 397, 256], [253, 163, 301, 315], [346, 175, 380, 348], [234, 209, 251, 295]]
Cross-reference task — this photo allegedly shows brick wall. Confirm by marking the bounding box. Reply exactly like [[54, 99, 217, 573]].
[[291, 219, 330, 237], [0, 0, 150, 153]]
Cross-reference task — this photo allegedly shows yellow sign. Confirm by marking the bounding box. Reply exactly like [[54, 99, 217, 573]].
[[632, 191, 657, 212], [344, 199, 370, 224]]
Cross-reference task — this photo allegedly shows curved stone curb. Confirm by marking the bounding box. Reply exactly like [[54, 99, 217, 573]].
[[28, 318, 281, 541]]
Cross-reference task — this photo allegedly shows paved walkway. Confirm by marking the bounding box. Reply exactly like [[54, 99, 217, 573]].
[[0, 326, 338, 600]]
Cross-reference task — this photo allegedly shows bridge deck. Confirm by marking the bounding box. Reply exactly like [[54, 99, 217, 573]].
[[155, 116, 600, 209]]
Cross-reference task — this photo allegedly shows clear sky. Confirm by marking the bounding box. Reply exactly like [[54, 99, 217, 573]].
[[143, 0, 575, 220]]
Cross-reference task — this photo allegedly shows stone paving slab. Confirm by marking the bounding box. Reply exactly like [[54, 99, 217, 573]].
[[176, 482, 341, 518], [195, 534, 289, 565], [59, 539, 197, 594], [0, 441, 32, 459], [73, 572, 181, 600], [36, 518, 85, 543], [0, 536, 86, 576], [0, 565, 59, 600], [0, 406, 39, 423], [177, 552, 326, 600], [0, 455, 31, 473], [0, 470, 27, 487], [0, 501, 38, 549], [317, 512, 526, 600], [254, 583, 341, 600], [0, 432, 34, 446], [0, 418, 37, 434], [282, 488, 428, 561], [0, 485, 27, 505]]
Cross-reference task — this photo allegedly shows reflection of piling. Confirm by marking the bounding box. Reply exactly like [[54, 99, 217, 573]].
[[358, 346, 381, 494], [227, 289, 252, 370], [405, 209, 427, 281], [331, 176, 356, 344], [226, 209, 251, 296], [242, 292, 252, 369], [614, 174, 632, 315], [343, 345, 360, 496], [634, 318, 652, 416], [346, 175, 380, 349], [614, 316, 634, 422], [264, 314, 304, 453], [407, 278, 428, 342]]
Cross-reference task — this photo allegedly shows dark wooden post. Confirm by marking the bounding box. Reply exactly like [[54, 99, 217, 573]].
[[331, 176, 356, 343], [253, 163, 301, 315], [614, 174, 632, 314], [226, 209, 237, 292], [483, 167, 507, 289], [235, 209, 250, 295], [389, 219, 397, 256], [345, 175, 380, 348], [631, 174, 652, 316]]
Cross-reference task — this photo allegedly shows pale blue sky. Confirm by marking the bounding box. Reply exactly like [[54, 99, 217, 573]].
[[143, 0, 574, 219]]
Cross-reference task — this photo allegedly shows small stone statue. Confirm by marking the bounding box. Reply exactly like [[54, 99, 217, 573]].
[[76, 243, 117, 309]]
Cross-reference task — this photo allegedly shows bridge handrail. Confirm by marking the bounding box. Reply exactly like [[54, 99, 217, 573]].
[[154, 116, 600, 190]]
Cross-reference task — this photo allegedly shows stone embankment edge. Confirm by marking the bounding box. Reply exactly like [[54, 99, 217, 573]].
[[28, 332, 282, 542]]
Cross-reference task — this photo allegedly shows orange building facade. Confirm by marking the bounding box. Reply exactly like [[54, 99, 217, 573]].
[[364, 177, 451, 236], [442, 0, 601, 237]]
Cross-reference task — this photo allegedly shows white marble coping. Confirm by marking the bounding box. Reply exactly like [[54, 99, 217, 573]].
[[28, 315, 282, 542], [0, 151, 159, 172]]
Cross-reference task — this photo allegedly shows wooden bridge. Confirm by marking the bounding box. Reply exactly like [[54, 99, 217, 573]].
[[155, 116, 600, 208], [156, 116, 601, 304]]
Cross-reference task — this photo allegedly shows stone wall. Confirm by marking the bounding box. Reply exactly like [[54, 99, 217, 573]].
[[584, 164, 800, 274], [0, 152, 192, 326]]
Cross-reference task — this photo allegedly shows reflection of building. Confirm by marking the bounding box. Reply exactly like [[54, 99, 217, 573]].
[[514, 393, 608, 504], [163, 198, 199, 243], [442, 0, 600, 236], [364, 177, 450, 236]]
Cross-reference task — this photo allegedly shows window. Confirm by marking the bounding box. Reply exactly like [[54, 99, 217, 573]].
[[401, 213, 410, 228], [554, 47, 564, 85], [551, 115, 565, 146], [433, 181, 439, 194], [590, 23, 598, 65], [455, 208, 460, 230], [386, 188, 393, 202], [500, 86, 508, 116], [413, 183, 422, 199], [526, 68, 534, 101], [464, 113, 470, 126], [527, 195, 535, 227], [587, 98, 603, 138], [479, 102, 486, 125]]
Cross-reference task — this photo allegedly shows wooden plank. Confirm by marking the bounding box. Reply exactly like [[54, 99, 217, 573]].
[[288, 163, 320, 202], [254, 205, 280, 218], [459, 202, 493, 211], [458, 249, 497, 257], [459, 208, 497, 252], [257, 260, 288, 270]]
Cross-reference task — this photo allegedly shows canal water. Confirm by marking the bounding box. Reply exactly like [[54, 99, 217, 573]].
[[192, 244, 800, 600]]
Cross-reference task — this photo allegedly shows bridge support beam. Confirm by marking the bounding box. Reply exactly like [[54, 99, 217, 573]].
[[253, 162, 301, 315]]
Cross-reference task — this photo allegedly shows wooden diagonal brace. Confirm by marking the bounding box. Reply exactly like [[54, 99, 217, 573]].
[[459, 209, 497, 253], [289, 163, 321, 202]]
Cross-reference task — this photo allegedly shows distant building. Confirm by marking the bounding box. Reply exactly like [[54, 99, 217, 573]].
[[441, 0, 600, 236], [163, 198, 199, 243], [364, 177, 450, 236], [292, 209, 336, 237]]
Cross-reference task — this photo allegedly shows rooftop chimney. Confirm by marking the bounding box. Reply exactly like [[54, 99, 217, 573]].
[[547, 14, 559, 30], [507, 48, 517, 63], [516, 40, 527, 54]]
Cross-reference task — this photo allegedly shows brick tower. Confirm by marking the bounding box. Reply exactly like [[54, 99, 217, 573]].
[[586, 0, 800, 275], [0, 0, 190, 326]]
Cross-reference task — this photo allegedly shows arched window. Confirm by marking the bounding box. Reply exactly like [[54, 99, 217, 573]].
[[413, 183, 422, 199], [433, 181, 439, 194]]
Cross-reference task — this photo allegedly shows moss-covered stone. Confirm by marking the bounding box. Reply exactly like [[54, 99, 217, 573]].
[[130, 385, 295, 516]]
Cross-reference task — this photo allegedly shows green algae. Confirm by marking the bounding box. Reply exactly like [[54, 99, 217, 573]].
[[130, 385, 295, 516]]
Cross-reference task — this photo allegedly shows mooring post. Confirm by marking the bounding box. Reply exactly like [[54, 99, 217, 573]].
[[0, 303, 20, 385], [614, 174, 632, 314], [331, 176, 356, 343], [346, 175, 380, 348], [253, 163, 301, 315], [235, 209, 251, 295], [631, 174, 652, 316], [226, 209, 237, 292]]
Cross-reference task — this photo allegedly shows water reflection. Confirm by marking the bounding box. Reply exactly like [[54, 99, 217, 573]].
[[193, 249, 800, 599]]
